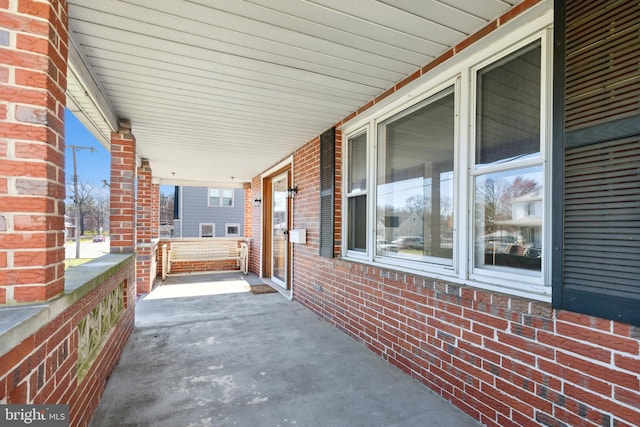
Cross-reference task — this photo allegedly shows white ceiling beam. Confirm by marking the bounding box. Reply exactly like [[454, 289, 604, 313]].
[[68, 35, 119, 134]]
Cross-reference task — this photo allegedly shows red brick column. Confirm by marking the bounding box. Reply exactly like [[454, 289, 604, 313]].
[[110, 120, 136, 254], [151, 179, 160, 239], [137, 159, 152, 243], [0, 0, 68, 303], [243, 182, 252, 239], [135, 159, 155, 293]]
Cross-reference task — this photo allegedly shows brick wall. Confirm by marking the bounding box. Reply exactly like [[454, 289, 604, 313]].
[[292, 137, 320, 253], [0, 257, 136, 427], [0, 0, 67, 303], [283, 136, 640, 427]]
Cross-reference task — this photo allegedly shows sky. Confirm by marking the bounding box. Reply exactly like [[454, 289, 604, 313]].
[[64, 109, 174, 198], [64, 109, 110, 190]]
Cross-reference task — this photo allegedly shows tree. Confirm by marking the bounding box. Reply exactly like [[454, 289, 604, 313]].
[[93, 188, 109, 234], [477, 177, 499, 235], [160, 188, 174, 225], [477, 175, 541, 236], [66, 179, 97, 235]]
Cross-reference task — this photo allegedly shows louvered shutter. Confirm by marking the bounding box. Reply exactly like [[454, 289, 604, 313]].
[[173, 186, 180, 219], [320, 128, 336, 258], [554, 0, 640, 325]]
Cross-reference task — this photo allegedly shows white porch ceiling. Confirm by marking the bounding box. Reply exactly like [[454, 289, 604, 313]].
[[67, 0, 522, 186]]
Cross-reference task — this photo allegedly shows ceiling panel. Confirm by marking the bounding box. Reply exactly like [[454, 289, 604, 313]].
[[67, 0, 523, 186]]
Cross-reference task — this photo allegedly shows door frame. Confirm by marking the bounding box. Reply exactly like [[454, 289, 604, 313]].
[[260, 157, 293, 290]]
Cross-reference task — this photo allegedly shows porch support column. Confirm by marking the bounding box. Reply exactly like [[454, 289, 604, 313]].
[[110, 120, 136, 254], [151, 178, 160, 239], [0, 0, 68, 304], [135, 159, 156, 293], [243, 182, 252, 239]]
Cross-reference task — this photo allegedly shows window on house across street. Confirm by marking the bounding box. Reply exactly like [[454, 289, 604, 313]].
[[341, 24, 551, 299], [225, 223, 240, 237], [208, 188, 234, 207], [200, 223, 214, 238]]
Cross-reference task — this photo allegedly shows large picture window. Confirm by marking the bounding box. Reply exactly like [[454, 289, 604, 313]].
[[376, 88, 455, 264], [341, 24, 551, 298]]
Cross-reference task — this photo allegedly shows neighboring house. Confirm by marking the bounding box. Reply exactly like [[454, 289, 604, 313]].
[[502, 189, 543, 249], [173, 186, 244, 238], [64, 215, 75, 240]]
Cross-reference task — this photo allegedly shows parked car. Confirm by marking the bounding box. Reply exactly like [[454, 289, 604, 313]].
[[393, 236, 424, 250], [93, 235, 106, 242], [376, 239, 398, 252]]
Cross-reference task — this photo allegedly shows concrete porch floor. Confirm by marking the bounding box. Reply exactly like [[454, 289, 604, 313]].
[[90, 272, 480, 427]]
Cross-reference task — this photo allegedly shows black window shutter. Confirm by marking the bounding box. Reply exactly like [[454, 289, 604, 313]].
[[319, 127, 336, 258], [553, 0, 640, 325], [173, 186, 180, 219]]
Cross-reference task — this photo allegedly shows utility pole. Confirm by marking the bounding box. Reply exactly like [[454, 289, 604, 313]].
[[68, 144, 95, 258]]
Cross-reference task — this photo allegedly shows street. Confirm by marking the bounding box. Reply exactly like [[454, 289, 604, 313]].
[[65, 238, 110, 259]]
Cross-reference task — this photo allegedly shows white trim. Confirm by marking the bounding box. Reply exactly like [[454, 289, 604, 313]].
[[261, 155, 293, 179], [342, 126, 370, 260], [68, 36, 119, 132], [373, 82, 457, 268], [455, 74, 468, 280], [271, 170, 289, 290], [542, 26, 555, 290], [259, 155, 293, 288], [288, 156, 295, 301], [468, 32, 549, 290]]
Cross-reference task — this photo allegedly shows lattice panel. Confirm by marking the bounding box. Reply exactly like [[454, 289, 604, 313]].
[[77, 282, 125, 381]]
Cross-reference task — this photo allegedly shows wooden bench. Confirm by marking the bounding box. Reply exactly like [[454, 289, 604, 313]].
[[162, 239, 248, 279]]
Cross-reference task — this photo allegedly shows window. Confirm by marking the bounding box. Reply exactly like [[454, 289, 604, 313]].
[[472, 41, 543, 277], [346, 131, 367, 252], [208, 188, 233, 207], [341, 23, 551, 298], [200, 223, 214, 238], [376, 87, 455, 264], [225, 223, 240, 237]]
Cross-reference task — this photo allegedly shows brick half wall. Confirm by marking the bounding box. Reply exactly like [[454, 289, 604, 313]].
[[0, 255, 136, 427]]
